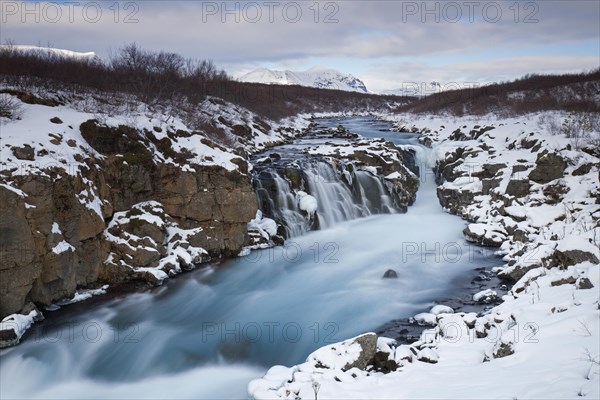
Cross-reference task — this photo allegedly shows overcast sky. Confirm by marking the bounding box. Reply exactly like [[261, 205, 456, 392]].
[[2, 0, 599, 92]]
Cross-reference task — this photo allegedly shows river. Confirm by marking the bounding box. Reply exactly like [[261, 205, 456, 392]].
[[0, 116, 499, 399]]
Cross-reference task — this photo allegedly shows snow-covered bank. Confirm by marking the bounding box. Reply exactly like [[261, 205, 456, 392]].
[[250, 265, 599, 399], [250, 112, 600, 399]]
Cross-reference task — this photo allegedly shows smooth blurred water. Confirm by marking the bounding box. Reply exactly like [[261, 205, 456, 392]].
[[0, 117, 498, 399]]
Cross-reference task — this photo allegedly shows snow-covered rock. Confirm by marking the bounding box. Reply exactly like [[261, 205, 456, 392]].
[[306, 333, 377, 371], [0, 308, 42, 348], [296, 191, 318, 216], [103, 201, 209, 285], [411, 312, 437, 325], [242, 211, 284, 253], [473, 289, 498, 303], [429, 305, 454, 315]]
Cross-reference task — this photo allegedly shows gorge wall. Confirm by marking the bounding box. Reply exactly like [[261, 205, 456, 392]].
[[1, 118, 258, 318]]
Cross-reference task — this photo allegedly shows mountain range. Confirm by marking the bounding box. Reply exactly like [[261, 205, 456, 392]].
[[238, 67, 368, 93]]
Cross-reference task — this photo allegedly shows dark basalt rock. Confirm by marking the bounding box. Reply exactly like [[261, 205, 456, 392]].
[[383, 269, 398, 279], [11, 145, 35, 161], [572, 163, 594, 176], [482, 178, 502, 195], [342, 333, 378, 371], [492, 341, 515, 359], [506, 179, 531, 198], [576, 277, 594, 289], [368, 351, 398, 373], [556, 249, 599, 268], [529, 153, 566, 184], [474, 163, 506, 179]]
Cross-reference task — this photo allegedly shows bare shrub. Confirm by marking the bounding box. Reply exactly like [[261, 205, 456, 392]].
[[396, 69, 600, 116], [0, 93, 23, 120], [562, 112, 600, 149], [537, 114, 562, 135]]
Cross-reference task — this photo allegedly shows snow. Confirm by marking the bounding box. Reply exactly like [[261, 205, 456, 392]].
[[237, 248, 252, 257], [430, 305, 454, 315], [473, 289, 498, 302], [303, 138, 413, 184], [1, 74, 599, 398], [379, 82, 448, 97], [557, 235, 600, 257], [412, 312, 437, 325], [238, 67, 368, 93], [0, 310, 39, 345], [137, 267, 169, 283], [247, 210, 278, 240], [0, 92, 250, 180], [416, 347, 439, 363], [77, 181, 105, 218], [103, 201, 208, 283], [296, 191, 318, 216], [305, 334, 366, 370], [504, 205, 527, 219], [0, 45, 96, 60], [524, 204, 566, 228], [51, 222, 62, 234], [53, 285, 109, 307], [251, 263, 600, 399], [51, 240, 75, 254], [0, 183, 26, 198], [467, 223, 486, 236], [198, 96, 312, 153]]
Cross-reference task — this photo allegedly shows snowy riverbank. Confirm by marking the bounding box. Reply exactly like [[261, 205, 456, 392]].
[[249, 112, 600, 399]]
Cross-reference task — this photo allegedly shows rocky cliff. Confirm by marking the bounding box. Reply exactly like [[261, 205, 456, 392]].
[[0, 98, 261, 323]]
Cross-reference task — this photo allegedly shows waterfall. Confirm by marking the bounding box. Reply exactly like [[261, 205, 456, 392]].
[[253, 159, 396, 238]]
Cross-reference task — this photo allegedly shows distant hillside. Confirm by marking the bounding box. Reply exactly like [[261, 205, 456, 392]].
[[395, 70, 600, 116], [0, 45, 97, 60], [239, 67, 368, 93], [0, 44, 412, 146]]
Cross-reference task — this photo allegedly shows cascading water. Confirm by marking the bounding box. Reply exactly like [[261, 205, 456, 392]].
[[253, 159, 397, 238]]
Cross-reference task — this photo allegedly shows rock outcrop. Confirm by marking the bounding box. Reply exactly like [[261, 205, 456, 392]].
[[0, 119, 257, 319], [422, 120, 599, 289]]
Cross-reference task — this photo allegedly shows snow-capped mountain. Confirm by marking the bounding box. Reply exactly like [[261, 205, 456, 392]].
[[379, 88, 423, 97], [238, 67, 368, 93]]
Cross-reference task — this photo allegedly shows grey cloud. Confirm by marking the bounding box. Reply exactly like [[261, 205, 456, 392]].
[[3, 1, 598, 60], [1, 0, 598, 90]]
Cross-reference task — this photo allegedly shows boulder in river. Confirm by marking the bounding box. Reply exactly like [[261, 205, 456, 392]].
[[383, 269, 398, 279]]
